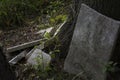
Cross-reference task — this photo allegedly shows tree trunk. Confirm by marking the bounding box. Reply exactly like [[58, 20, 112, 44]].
[[0, 46, 16, 80]]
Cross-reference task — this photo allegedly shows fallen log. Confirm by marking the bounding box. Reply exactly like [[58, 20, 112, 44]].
[[9, 42, 45, 65], [6, 20, 66, 54], [35, 27, 53, 35], [53, 20, 67, 37], [6, 39, 45, 53], [9, 50, 28, 65]]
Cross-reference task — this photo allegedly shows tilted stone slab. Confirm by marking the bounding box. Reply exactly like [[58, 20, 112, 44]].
[[64, 4, 120, 80]]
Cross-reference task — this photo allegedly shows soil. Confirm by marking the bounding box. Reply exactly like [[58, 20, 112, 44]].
[[0, 25, 42, 49]]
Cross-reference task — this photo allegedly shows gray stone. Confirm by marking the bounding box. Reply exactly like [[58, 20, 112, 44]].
[[27, 49, 51, 69], [64, 4, 120, 80]]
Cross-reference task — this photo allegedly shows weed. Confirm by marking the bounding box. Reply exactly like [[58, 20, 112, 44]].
[[103, 61, 117, 73], [0, 0, 68, 30]]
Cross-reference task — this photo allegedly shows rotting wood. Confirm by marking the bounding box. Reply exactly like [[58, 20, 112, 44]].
[[9, 50, 28, 65], [8, 41, 45, 65], [8, 20, 67, 65], [22, 20, 67, 56], [6, 39, 46, 53], [35, 27, 53, 35], [6, 20, 66, 54], [25, 48, 35, 59], [43, 20, 67, 53], [53, 20, 67, 37]]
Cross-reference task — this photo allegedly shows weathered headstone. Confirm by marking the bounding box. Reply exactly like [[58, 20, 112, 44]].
[[27, 49, 51, 69], [64, 4, 120, 80]]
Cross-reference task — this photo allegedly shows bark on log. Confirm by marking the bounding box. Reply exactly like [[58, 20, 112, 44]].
[[6, 39, 44, 53], [0, 46, 16, 80]]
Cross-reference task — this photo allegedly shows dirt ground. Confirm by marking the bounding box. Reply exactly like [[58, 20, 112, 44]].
[[0, 25, 42, 49]]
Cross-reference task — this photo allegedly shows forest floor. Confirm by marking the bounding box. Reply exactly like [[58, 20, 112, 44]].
[[0, 24, 42, 49], [0, 1, 77, 80], [14, 58, 75, 80]]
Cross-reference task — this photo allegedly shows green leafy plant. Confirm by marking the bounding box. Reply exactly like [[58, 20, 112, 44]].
[[50, 14, 67, 24], [103, 61, 117, 73], [44, 32, 51, 40], [0, 0, 68, 30]]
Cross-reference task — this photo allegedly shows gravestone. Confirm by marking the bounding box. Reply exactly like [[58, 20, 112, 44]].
[[27, 49, 51, 69], [64, 4, 120, 80]]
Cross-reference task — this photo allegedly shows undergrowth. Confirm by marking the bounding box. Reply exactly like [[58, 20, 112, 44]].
[[0, 0, 69, 30]]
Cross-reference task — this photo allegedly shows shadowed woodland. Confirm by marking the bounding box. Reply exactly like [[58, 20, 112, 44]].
[[0, 0, 120, 80]]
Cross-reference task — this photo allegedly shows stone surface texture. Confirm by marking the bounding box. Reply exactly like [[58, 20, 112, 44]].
[[27, 49, 51, 69], [64, 4, 120, 80]]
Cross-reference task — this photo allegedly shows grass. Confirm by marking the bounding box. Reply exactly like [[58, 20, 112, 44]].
[[0, 0, 69, 30]]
